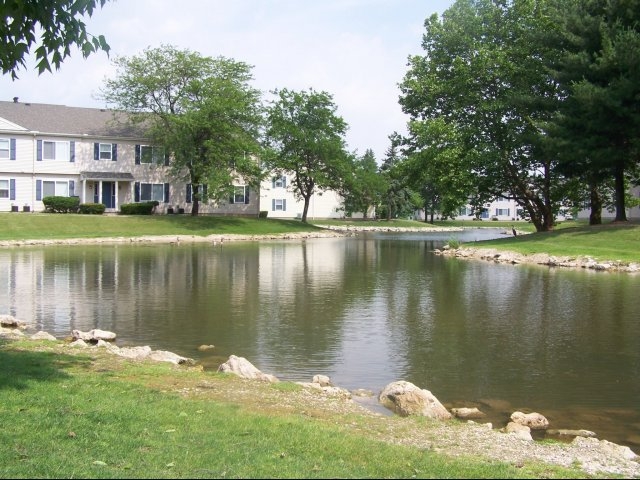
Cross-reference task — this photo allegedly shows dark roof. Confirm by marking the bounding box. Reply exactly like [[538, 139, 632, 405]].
[[80, 171, 135, 181], [0, 100, 149, 139]]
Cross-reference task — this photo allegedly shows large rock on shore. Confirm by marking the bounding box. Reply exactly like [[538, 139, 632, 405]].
[[378, 380, 451, 419], [217, 355, 279, 383]]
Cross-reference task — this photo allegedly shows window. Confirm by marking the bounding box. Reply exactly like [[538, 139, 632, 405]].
[[0, 139, 9, 159], [140, 183, 165, 202], [138, 145, 166, 164], [231, 185, 249, 204], [273, 176, 286, 188], [43, 180, 69, 197], [495, 208, 510, 216], [272, 199, 286, 211], [186, 184, 207, 203], [93, 142, 117, 161], [0, 179, 9, 198], [480, 208, 489, 219], [40, 140, 70, 161], [458, 206, 471, 216]]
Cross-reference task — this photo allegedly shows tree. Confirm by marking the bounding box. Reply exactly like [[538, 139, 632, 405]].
[[545, 0, 640, 223], [379, 133, 420, 220], [1, 0, 111, 79], [399, 0, 567, 232], [402, 118, 474, 223], [99, 45, 264, 216], [340, 149, 386, 218], [264, 88, 353, 223]]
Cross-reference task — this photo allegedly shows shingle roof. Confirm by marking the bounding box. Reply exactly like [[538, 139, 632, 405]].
[[0, 100, 149, 139]]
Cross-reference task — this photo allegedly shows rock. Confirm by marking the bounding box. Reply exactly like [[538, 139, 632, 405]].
[[0, 326, 25, 338], [510, 411, 549, 430], [197, 344, 215, 351], [504, 421, 533, 441], [451, 407, 486, 419], [0, 315, 27, 329], [547, 428, 597, 438], [217, 355, 279, 383], [116, 346, 153, 359], [378, 380, 452, 419], [71, 329, 117, 342], [312, 374, 332, 386], [30, 331, 57, 341], [572, 436, 639, 462], [149, 350, 195, 365]]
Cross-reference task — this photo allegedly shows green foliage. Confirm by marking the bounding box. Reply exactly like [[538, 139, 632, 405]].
[[78, 202, 105, 215], [259, 210, 268, 218], [42, 195, 79, 213], [99, 45, 264, 216], [0, 0, 111, 79], [447, 237, 461, 249], [264, 88, 353, 223], [340, 148, 387, 218], [120, 201, 157, 215]]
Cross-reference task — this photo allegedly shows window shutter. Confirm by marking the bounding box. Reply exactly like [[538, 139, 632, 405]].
[[164, 183, 170, 203], [244, 187, 250, 204], [36, 180, 42, 201], [283, 199, 286, 211], [69, 180, 75, 197], [134, 182, 140, 202], [186, 184, 192, 204], [202, 184, 208, 198], [135, 145, 140, 164], [10, 138, 16, 160], [37, 140, 43, 161], [112, 144, 117, 161], [94, 143, 99, 160], [164, 152, 170, 166], [283, 176, 286, 188], [9, 179, 16, 200], [272, 178, 276, 188], [272, 199, 275, 211], [70, 141, 75, 162]]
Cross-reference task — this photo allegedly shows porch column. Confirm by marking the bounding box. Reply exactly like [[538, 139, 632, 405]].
[[97, 181, 102, 206], [114, 181, 119, 211]]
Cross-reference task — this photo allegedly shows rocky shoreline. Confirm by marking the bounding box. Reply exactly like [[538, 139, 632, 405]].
[[1, 317, 639, 478]]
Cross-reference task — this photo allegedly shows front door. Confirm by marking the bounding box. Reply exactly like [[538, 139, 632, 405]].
[[101, 182, 115, 209]]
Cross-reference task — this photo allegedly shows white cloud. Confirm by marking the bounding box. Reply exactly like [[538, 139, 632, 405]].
[[1, 0, 453, 161]]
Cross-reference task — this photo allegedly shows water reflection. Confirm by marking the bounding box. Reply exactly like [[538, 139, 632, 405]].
[[0, 229, 638, 452]]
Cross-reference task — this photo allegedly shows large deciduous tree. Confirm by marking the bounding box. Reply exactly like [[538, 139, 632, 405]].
[[399, 0, 566, 232], [340, 149, 387, 218], [99, 45, 264, 216], [264, 88, 352, 223], [1, 0, 111, 79]]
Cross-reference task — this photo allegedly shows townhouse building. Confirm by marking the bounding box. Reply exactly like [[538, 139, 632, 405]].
[[0, 99, 259, 215]]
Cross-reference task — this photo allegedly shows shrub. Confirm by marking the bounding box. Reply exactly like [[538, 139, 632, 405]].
[[259, 210, 268, 219], [42, 196, 80, 213], [78, 203, 106, 215], [120, 202, 158, 215], [447, 237, 461, 249]]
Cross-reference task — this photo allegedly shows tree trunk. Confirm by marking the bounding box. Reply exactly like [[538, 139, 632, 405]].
[[301, 196, 311, 223], [191, 198, 199, 216], [613, 163, 628, 222], [589, 181, 602, 225]]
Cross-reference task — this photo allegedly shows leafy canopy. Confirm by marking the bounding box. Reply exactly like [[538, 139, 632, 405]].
[[1, 0, 111, 79]]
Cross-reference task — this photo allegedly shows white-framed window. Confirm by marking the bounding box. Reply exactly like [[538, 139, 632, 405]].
[[272, 199, 286, 211], [140, 183, 165, 202], [43, 180, 69, 197], [140, 145, 165, 164], [0, 139, 9, 159], [0, 179, 9, 198], [99, 143, 112, 160], [231, 185, 249, 204], [273, 175, 286, 188], [495, 208, 510, 216], [42, 140, 70, 161]]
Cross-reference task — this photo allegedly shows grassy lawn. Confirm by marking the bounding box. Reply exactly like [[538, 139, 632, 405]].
[[0, 213, 322, 241], [466, 221, 640, 263], [0, 338, 590, 479]]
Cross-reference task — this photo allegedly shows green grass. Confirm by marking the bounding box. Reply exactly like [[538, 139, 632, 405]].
[[471, 222, 640, 263], [1, 213, 322, 241], [0, 338, 591, 479]]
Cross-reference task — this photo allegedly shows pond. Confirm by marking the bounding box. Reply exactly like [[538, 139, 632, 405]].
[[1, 228, 638, 452]]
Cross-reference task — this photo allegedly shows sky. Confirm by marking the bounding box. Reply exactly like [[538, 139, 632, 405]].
[[1, 0, 454, 161]]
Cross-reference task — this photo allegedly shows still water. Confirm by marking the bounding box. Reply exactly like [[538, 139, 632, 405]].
[[1, 229, 639, 452]]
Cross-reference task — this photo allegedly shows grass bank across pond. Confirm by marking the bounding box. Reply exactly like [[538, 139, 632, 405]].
[[461, 221, 640, 263], [1, 213, 322, 241], [0, 338, 589, 479]]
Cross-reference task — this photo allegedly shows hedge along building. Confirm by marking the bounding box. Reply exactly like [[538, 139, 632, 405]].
[[0, 99, 259, 215]]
